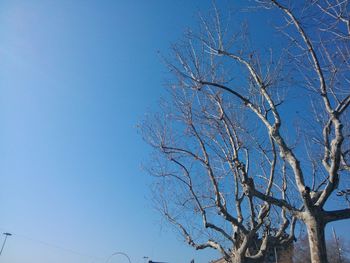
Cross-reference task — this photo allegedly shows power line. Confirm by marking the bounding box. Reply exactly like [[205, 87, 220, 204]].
[[0, 227, 104, 262]]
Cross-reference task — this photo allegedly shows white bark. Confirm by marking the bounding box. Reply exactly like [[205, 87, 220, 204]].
[[305, 214, 327, 263]]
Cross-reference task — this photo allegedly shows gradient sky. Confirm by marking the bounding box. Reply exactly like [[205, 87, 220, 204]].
[[0, 1, 220, 262], [0, 1, 349, 263]]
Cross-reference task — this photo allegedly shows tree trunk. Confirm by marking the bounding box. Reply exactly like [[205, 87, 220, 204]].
[[230, 251, 244, 263], [306, 216, 328, 263]]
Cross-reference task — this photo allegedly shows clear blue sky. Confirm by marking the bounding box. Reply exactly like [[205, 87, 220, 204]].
[[0, 0, 219, 263], [0, 1, 348, 263], [0, 1, 221, 262]]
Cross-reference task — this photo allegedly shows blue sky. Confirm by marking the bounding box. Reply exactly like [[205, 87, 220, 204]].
[[0, 1, 220, 262], [0, 1, 349, 263]]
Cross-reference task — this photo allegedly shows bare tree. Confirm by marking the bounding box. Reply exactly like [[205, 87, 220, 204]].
[[141, 1, 350, 263], [142, 87, 295, 263]]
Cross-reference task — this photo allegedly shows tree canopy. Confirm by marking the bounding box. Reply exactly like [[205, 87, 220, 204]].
[[141, 1, 350, 262]]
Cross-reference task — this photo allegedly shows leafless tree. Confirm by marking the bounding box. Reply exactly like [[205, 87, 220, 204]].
[[141, 1, 350, 263], [142, 86, 296, 263]]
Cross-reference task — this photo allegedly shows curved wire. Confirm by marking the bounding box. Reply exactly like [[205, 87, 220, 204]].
[[105, 252, 132, 263]]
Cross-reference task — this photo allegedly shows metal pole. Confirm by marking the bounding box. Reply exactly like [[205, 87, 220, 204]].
[[0, 233, 12, 256], [274, 247, 278, 263]]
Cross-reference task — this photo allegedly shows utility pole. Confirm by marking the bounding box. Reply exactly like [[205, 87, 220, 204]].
[[0, 233, 12, 256]]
